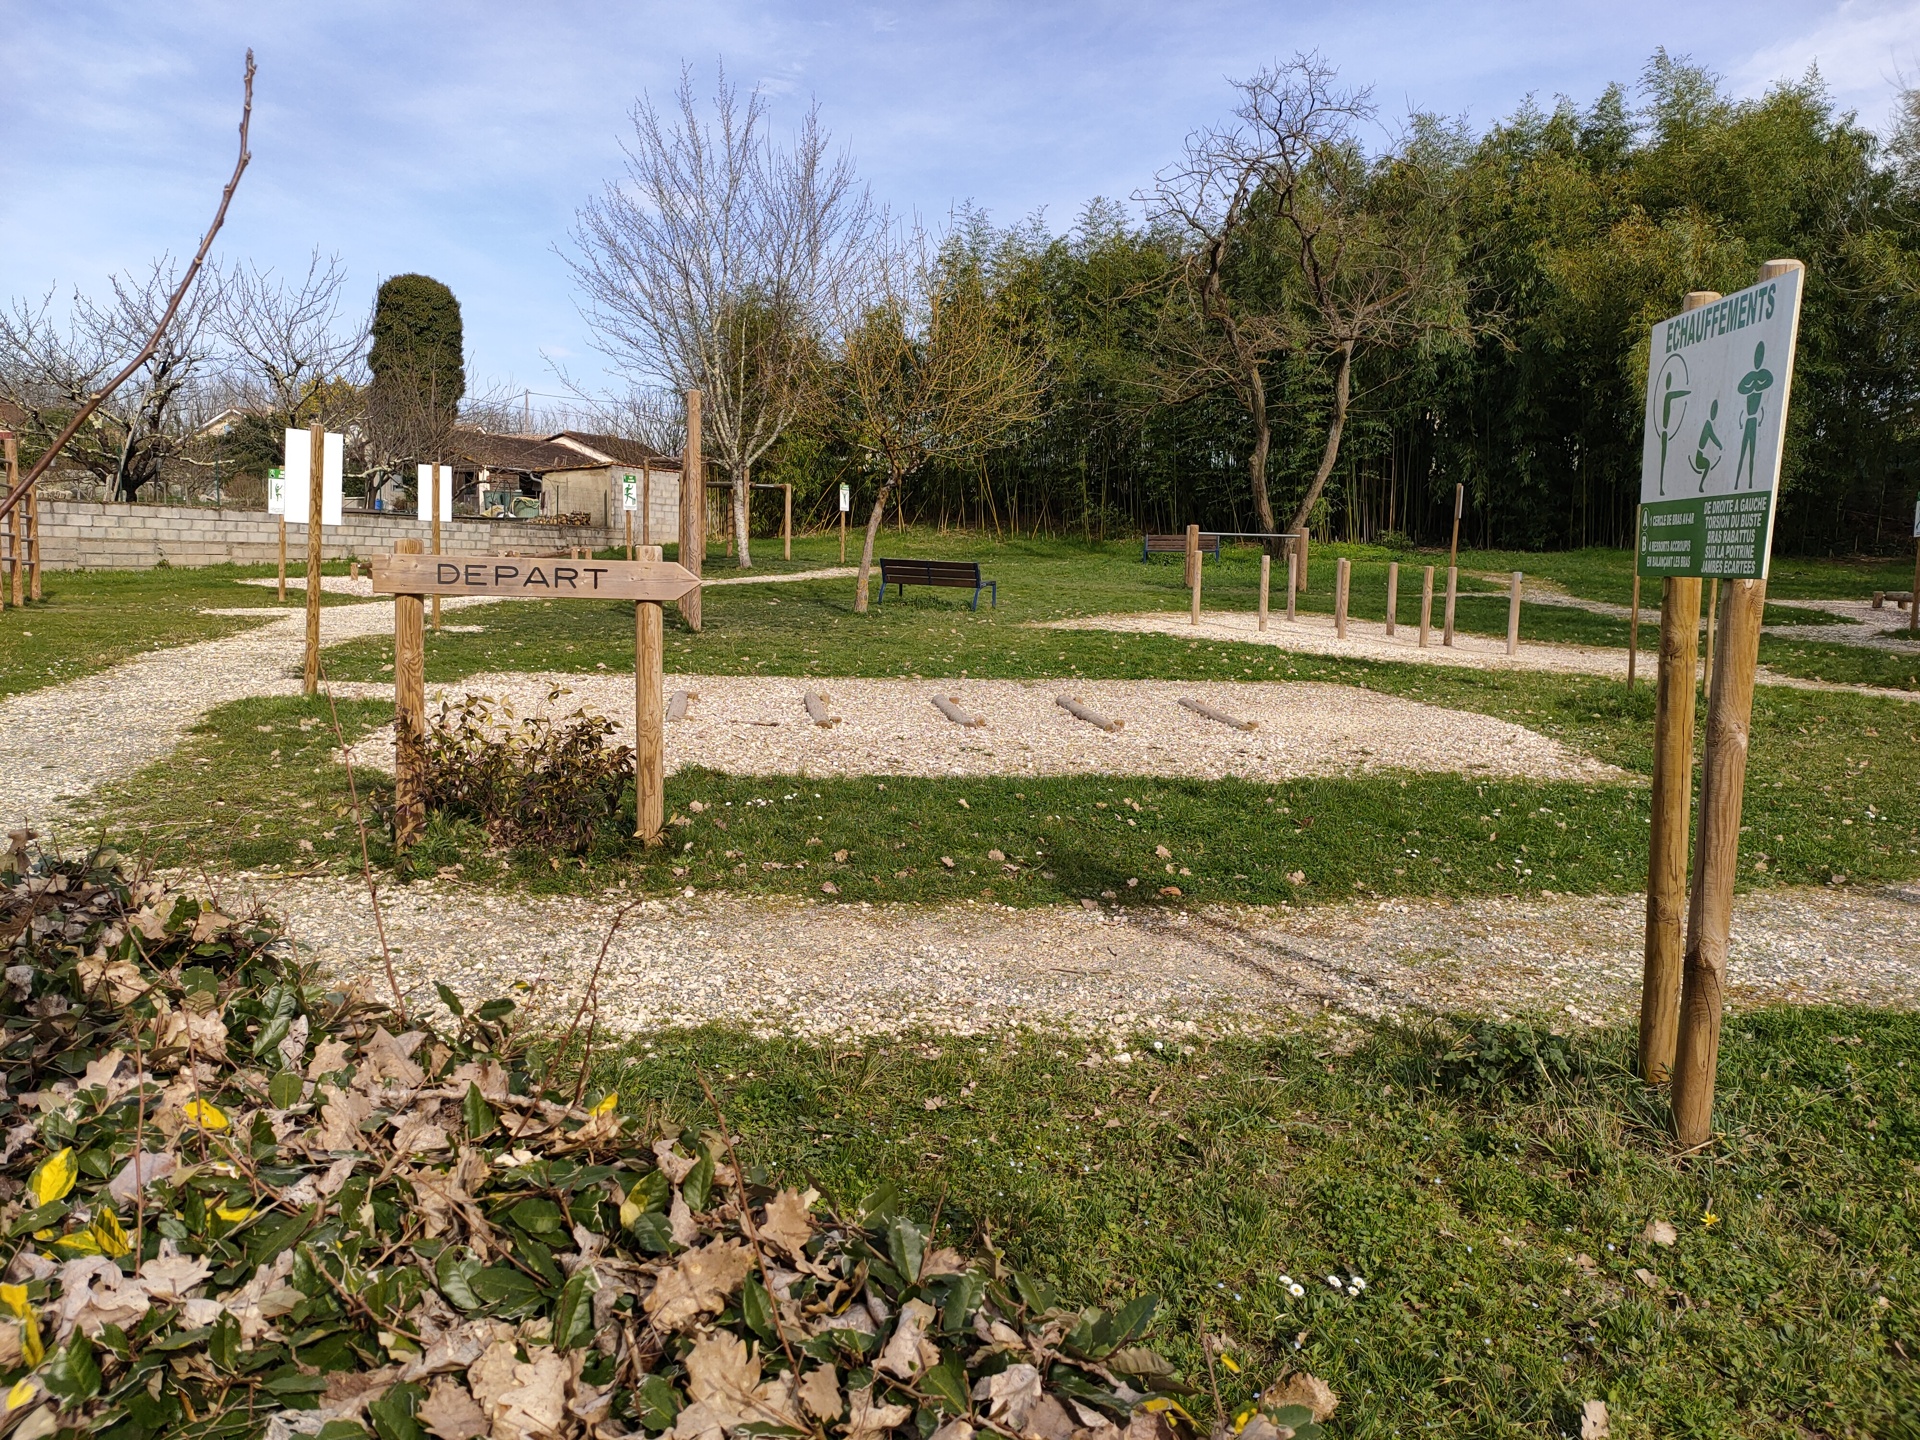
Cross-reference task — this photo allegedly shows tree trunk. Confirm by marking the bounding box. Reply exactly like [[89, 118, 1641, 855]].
[[854, 471, 897, 613], [1287, 340, 1356, 535], [733, 462, 753, 569], [1244, 353, 1275, 537]]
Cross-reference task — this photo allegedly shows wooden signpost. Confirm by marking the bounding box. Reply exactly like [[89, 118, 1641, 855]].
[[1634, 261, 1805, 1148], [679, 391, 703, 631], [370, 550, 699, 846]]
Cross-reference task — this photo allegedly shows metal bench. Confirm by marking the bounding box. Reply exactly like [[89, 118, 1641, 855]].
[[875, 558, 997, 610], [1143, 532, 1222, 561]]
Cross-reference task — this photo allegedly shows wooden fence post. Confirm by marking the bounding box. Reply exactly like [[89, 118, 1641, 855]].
[[1419, 565, 1434, 647], [1671, 259, 1804, 1147], [0, 432, 14, 610], [1258, 553, 1270, 632], [1294, 530, 1309, 591], [634, 543, 665, 843], [1385, 561, 1399, 638], [1628, 507, 1644, 687], [1442, 565, 1459, 647], [1335, 557, 1350, 638], [1506, 571, 1522, 655], [393, 538, 426, 849], [6, 436, 19, 609], [303, 423, 323, 697], [1189, 525, 1203, 625], [1285, 550, 1297, 622], [642, 460, 652, 549], [1639, 288, 1717, 1084], [277, 515, 287, 602], [783, 483, 793, 560], [24, 457, 39, 602]]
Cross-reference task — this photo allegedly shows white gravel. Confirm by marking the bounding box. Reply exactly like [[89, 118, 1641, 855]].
[[339, 671, 1625, 786], [212, 873, 1920, 1040]]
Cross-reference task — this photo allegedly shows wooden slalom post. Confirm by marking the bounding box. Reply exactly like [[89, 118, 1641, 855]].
[[1335, 557, 1350, 638], [1187, 523, 1201, 624], [1419, 565, 1434, 648], [634, 543, 665, 843], [392, 538, 426, 849], [1258, 553, 1270, 631], [1285, 551, 1297, 622], [1506, 571, 1522, 655], [1385, 561, 1398, 638], [303, 423, 323, 697], [1670, 260, 1805, 1147], [1443, 482, 1462, 645]]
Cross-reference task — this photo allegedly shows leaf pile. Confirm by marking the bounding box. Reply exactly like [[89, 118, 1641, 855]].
[[0, 843, 1338, 1440]]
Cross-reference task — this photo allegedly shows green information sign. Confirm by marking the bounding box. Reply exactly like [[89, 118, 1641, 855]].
[[1638, 269, 1804, 579]]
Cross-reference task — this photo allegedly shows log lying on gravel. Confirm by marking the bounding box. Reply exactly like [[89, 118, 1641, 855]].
[[666, 688, 693, 722], [1057, 695, 1123, 732], [932, 693, 985, 727], [804, 689, 838, 726], [1179, 695, 1258, 731]]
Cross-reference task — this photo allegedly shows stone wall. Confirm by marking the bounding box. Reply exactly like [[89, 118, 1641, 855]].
[[33, 502, 618, 571]]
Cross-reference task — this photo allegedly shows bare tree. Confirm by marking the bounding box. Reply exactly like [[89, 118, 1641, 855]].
[[838, 228, 1045, 611], [217, 249, 363, 429], [1146, 56, 1468, 537], [0, 258, 229, 501], [570, 63, 878, 566]]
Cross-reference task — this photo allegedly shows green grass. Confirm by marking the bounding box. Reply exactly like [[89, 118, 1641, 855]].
[[1455, 544, 1917, 607], [0, 561, 372, 699], [1758, 636, 1920, 692], [575, 1006, 1920, 1438], [93, 653, 1920, 903]]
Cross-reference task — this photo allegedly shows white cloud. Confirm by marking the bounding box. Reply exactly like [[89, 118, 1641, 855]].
[[1730, 0, 1920, 129]]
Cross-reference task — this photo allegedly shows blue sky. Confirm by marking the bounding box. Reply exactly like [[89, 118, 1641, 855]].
[[2, 0, 1915, 406]]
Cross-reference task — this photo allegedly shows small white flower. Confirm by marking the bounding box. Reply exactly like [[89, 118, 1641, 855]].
[[1326, 1275, 1342, 1289], [1288, 1283, 1305, 1298], [1352, 1277, 1367, 1290]]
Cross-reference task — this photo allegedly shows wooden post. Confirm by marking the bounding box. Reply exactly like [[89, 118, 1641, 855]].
[[1442, 482, 1463, 647], [6, 439, 19, 609], [1628, 508, 1644, 688], [625, 508, 633, 561], [1335, 557, 1350, 638], [1258, 553, 1270, 631], [1702, 579, 1719, 701], [679, 391, 702, 631], [393, 538, 426, 849], [1671, 260, 1804, 1147], [1294, 530, 1309, 591], [1911, 526, 1919, 637], [1184, 523, 1200, 590], [1639, 288, 1717, 1085], [431, 463, 442, 633], [1385, 561, 1399, 638], [303, 423, 323, 697], [1442, 566, 1459, 646], [783, 483, 792, 561], [1419, 565, 1434, 647], [641, 460, 651, 548], [634, 543, 665, 843], [1285, 550, 1297, 622], [277, 516, 287, 601], [1506, 571, 1522, 655], [839, 505, 847, 564], [0, 433, 14, 609], [23, 449, 39, 603]]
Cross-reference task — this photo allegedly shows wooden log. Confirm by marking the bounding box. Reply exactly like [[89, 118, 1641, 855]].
[[634, 541, 665, 843], [1442, 565, 1458, 647], [1056, 695, 1122, 732], [1871, 591, 1883, 609], [392, 538, 426, 849], [932, 694, 985, 727], [1335, 557, 1350, 639], [1285, 550, 1297, 622], [1179, 696, 1256, 731], [666, 689, 692, 722], [1385, 561, 1398, 638], [1419, 565, 1434, 648], [303, 423, 323, 697], [1258, 553, 1270, 632], [1506, 571, 1522, 655], [804, 690, 838, 726]]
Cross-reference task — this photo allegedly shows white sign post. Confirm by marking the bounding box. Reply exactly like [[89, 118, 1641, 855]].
[[1637, 268, 1804, 580]]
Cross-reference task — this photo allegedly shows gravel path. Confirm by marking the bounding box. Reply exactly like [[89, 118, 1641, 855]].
[[341, 672, 1624, 786], [213, 873, 1920, 1040], [1048, 609, 1920, 702]]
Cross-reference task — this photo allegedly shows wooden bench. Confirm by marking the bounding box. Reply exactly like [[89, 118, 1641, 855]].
[[1143, 532, 1222, 561], [875, 558, 997, 610]]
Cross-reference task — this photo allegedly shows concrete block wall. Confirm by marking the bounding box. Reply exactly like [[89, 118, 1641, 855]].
[[35, 501, 617, 571]]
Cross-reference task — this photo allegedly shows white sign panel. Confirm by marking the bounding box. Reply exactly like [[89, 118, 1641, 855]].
[[283, 430, 345, 527], [839, 482, 850, 514], [620, 470, 642, 512], [416, 463, 453, 522], [1638, 268, 1804, 579], [266, 467, 285, 517]]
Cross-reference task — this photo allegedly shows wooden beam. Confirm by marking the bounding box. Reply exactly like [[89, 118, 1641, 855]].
[[370, 554, 698, 602], [1056, 695, 1122, 732], [1179, 696, 1256, 731]]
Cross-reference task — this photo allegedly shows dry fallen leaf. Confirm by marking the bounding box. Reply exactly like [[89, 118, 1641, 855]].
[[972, 1363, 1042, 1430], [1267, 1371, 1339, 1421], [799, 1365, 843, 1423], [843, 1385, 914, 1440], [416, 1377, 489, 1440], [876, 1298, 937, 1380], [760, 1187, 819, 1260], [1643, 1219, 1677, 1247], [1580, 1398, 1610, 1439], [644, 1239, 756, 1332]]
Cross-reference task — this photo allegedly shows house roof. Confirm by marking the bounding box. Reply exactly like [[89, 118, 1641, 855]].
[[548, 431, 679, 469], [451, 430, 601, 475]]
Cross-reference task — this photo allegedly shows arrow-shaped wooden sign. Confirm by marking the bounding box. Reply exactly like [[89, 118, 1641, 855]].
[[370, 554, 700, 602]]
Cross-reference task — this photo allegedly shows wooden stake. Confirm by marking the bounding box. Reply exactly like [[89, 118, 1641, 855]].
[[1640, 575, 1702, 1081], [1671, 259, 1804, 1147], [634, 543, 665, 843], [1419, 565, 1434, 648], [641, 460, 652, 548], [1385, 561, 1399, 638], [1628, 507, 1643, 687], [839, 506, 846, 564], [1506, 571, 1522, 655], [1258, 553, 1270, 631], [277, 515, 286, 601], [783, 483, 792, 560], [1285, 551, 1297, 622], [393, 538, 426, 849], [1187, 523, 1201, 624], [1295, 529, 1309, 591], [679, 391, 703, 630], [1335, 557, 1350, 638], [1448, 482, 1463, 566], [303, 423, 323, 697], [1442, 566, 1458, 646]]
